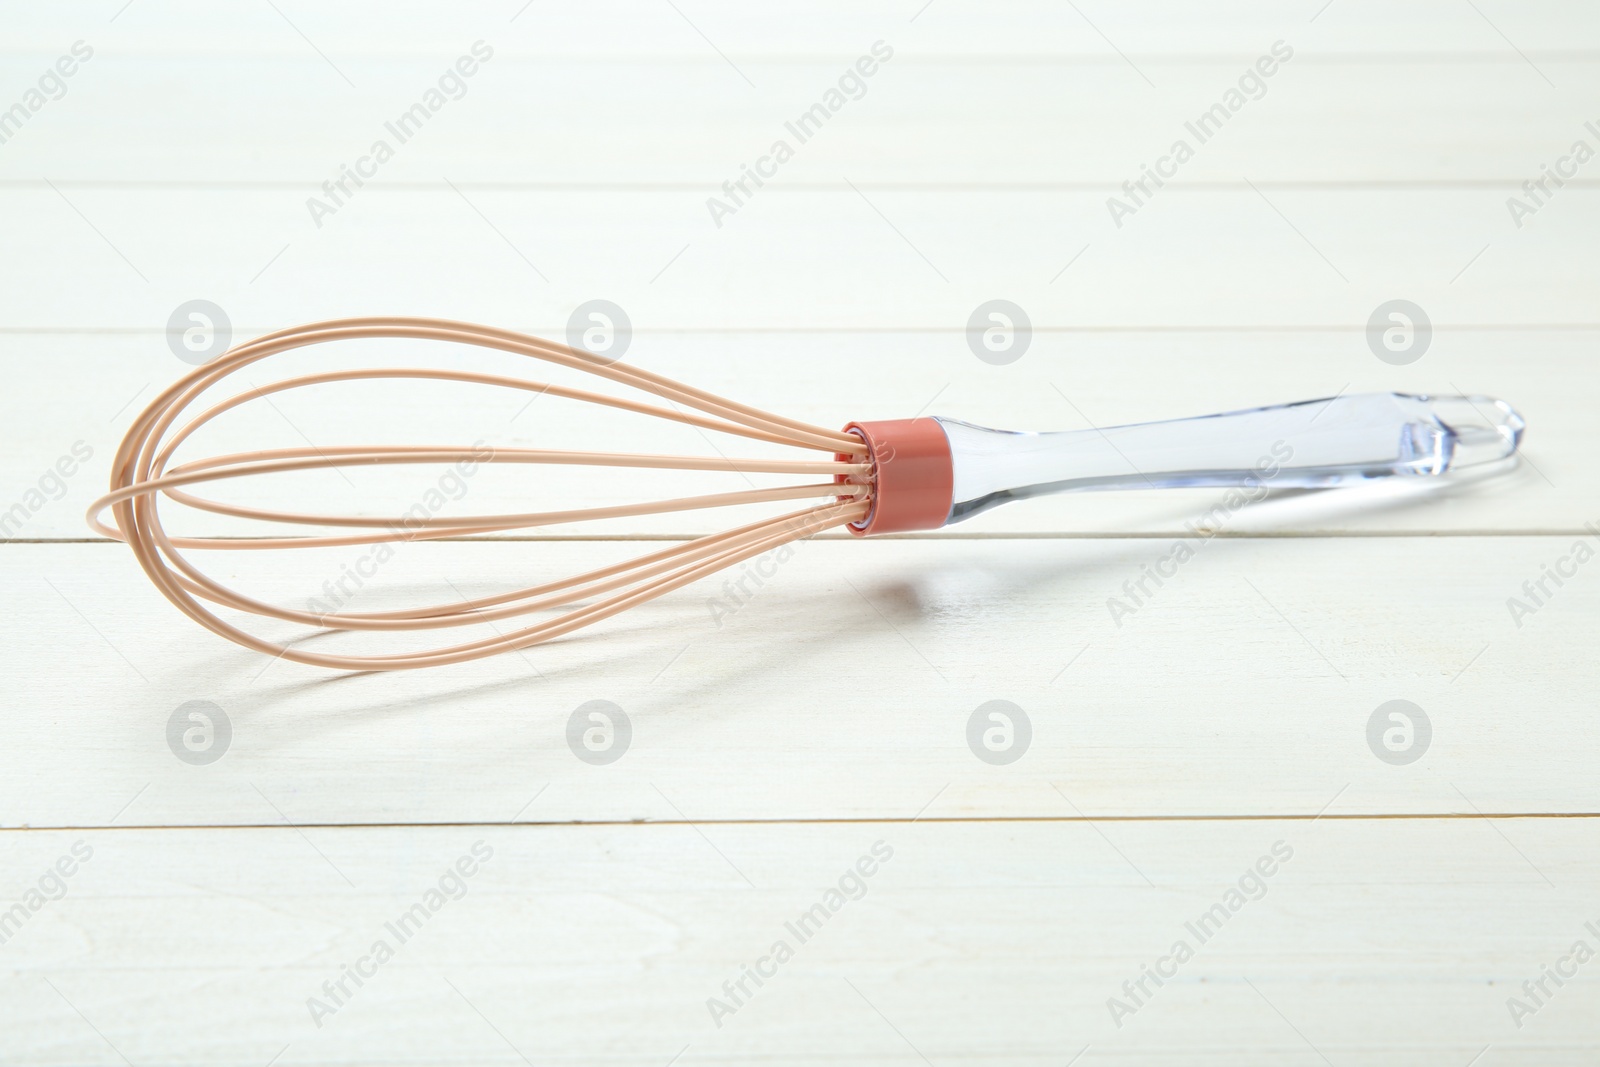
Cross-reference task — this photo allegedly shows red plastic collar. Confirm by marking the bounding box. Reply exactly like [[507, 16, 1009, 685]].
[[836, 418, 954, 535]]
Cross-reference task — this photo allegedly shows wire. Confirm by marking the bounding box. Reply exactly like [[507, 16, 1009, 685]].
[[88, 317, 873, 670]]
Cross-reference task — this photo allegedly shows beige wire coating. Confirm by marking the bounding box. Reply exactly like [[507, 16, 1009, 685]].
[[89, 317, 873, 671]]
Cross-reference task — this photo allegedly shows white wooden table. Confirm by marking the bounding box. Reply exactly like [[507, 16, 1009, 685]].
[[3, 2, 1598, 1063]]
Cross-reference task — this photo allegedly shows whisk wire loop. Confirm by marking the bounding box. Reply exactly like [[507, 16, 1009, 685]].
[[89, 318, 874, 670]]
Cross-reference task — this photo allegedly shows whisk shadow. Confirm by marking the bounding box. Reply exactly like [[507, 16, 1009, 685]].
[[648, 465, 1535, 708], [200, 579, 904, 750], [188, 607, 703, 740], [198, 461, 1528, 741]]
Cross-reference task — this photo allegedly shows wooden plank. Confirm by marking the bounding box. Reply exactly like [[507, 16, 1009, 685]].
[[4, 5, 1596, 1062], [3, 535, 1594, 827], [0, 329, 1580, 539], [3, 54, 1597, 185], [0, 186, 1590, 331], [1, 819, 1596, 1063], [7, 0, 1599, 57]]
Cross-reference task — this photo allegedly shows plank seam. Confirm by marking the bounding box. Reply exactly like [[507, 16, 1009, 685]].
[[8, 812, 1600, 832]]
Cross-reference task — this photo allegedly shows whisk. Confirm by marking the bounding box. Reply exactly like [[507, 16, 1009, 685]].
[[90, 317, 1526, 671]]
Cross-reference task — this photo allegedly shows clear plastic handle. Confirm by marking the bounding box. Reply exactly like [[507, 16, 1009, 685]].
[[936, 392, 1525, 524]]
